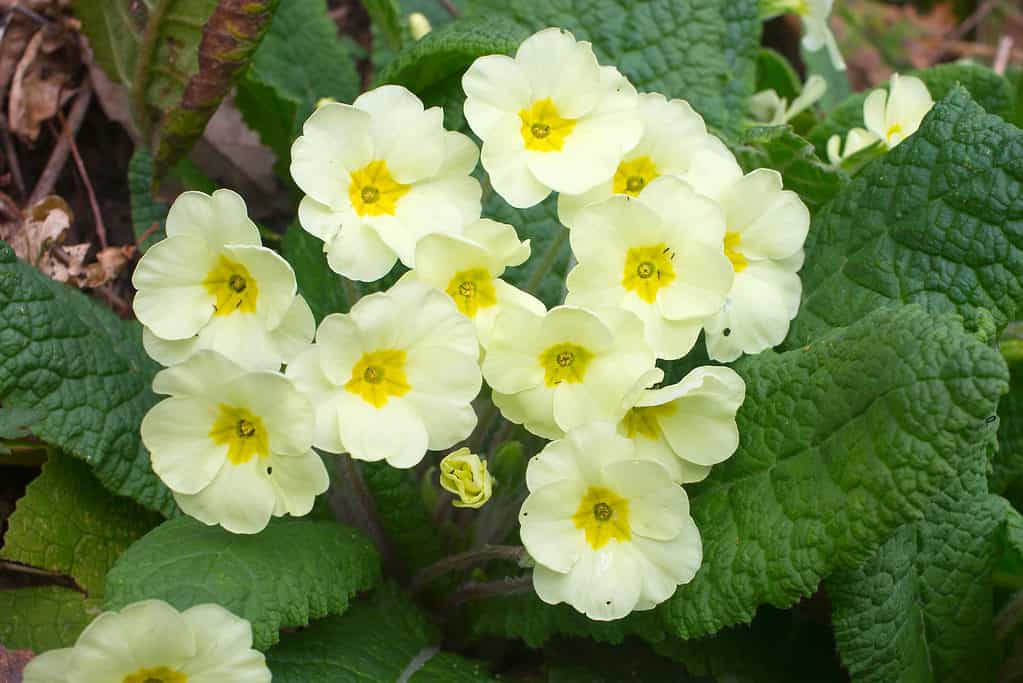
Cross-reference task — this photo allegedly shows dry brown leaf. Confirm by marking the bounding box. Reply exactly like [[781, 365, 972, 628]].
[[0, 644, 34, 683], [0, 12, 37, 96], [8, 20, 80, 141]]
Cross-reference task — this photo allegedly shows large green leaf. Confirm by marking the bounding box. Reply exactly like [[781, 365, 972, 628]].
[[807, 63, 1014, 155], [236, 0, 361, 176], [788, 87, 1023, 347], [267, 585, 497, 681], [995, 351, 1023, 494], [1, 452, 160, 595], [104, 517, 381, 650], [463, 0, 760, 140], [0, 242, 174, 515], [128, 148, 169, 252], [657, 305, 1006, 638], [0, 587, 99, 651], [281, 224, 351, 322], [828, 460, 1004, 683]]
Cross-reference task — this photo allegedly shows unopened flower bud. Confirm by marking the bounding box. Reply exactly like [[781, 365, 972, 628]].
[[439, 448, 493, 509]]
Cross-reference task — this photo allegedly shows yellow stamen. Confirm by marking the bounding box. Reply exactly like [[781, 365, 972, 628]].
[[538, 342, 594, 387], [209, 405, 269, 465], [345, 349, 411, 408], [885, 122, 903, 144], [519, 98, 576, 152], [622, 243, 676, 304], [621, 403, 677, 439], [445, 268, 497, 318], [612, 156, 659, 196], [348, 160, 410, 216], [724, 231, 748, 273], [123, 665, 188, 683], [203, 255, 259, 316], [571, 486, 631, 549]]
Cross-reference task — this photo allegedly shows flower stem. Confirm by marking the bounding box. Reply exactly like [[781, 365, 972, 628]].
[[412, 544, 525, 593], [444, 576, 533, 609]]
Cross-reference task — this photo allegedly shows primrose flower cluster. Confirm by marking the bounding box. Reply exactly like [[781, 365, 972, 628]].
[[127, 26, 873, 623]]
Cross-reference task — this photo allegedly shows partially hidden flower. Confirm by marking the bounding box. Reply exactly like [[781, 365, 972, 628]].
[[483, 305, 656, 439], [800, 0, 845, 71], [408, 218, 544, 347], [462, 27, 642, 209], [440, 447, 494, 508], [132, 189, 313, 371], [141, 351, 328, 534], [23, 599, 270, 683], [863, 73, 934, 150], [286, 278, 481, 469], [292, 85, 482, 281], [620, 366, 745, 483], [749, 74, 827, 126], [826, 127, 879, 165], [703, 169, 810, 362], [565, 176, 734, 360], [558, 92, 742, 227], [519, 421, 702, 621], [409, 11, 431, 40]]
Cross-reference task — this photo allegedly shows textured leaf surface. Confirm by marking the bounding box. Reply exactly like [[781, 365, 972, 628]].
[[104, 517, 381, 650], [828, 460, 1004, 683], [237, 0, 361, 174], [1, 452, 160, 595], [128, 149, 168, 252], [0, 587, 99, 651], [267, 586, 497, 682], [463, 0, 760, 139], [755, 48, 801, 100], [281, 224, 350, 322], [0, 242, 173, 515], [661, 305, 1006, 638], [808, 63, 1014, 155], [788, 88, 1023, 347], [733, 125, 846, 213], [996, 355, 1023, 493]]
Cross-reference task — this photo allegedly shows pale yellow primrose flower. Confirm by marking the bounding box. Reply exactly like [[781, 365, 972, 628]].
[[863, 73, 934, 150], [483, 305, 656, 439], [565, 176, 735, 360], [292, 85, 482, 281], [749, 74, 827, 126], [801, 0, 845, 71], [408, 218, 544, 348], [409, 11, 431, 40], [519, 422, 702, 621], [826, 127, 879, 165], [132, 189, 314, 371], [704, 169, 810, 362], [462, 27, 642, 208], [440, 447, 494, 508], [286, 278, 481, 469], [141, 351, 328, 535], [619, 366, 745, 484], [23, 599, 270, 683], [558, 92, 742, 227]]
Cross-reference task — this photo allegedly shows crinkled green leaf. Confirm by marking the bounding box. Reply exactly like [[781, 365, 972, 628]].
[[281, 224, 350, 322], [0, 587, 100, 651], [237, 0, 361, 175], [996, 353, 1023, 494], [828, 459, 1004, 683], [128, 148, 169, 252], [0, 407, 42, 441], [463, 0, 760, 140], [661, 305, 1006, 638], [1, 451, 160, 596], [755, 48, 801, 101], [267, 585, 496, 681], [995, 498, 1023, 585], [808, 63, 1013, 155], [788, 87, 1023, 347], [0, 242, 174, 515], [104, 517, 381, 650], [732, 125, 846, 213]]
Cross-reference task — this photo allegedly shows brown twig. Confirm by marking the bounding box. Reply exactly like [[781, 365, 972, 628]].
[[438, 0, 460, 17], [444, 576, 533, 609], [412, 544, 525, 593], [994, 36, 1014, 75], [137, 221, 162, 247], [28, 83, 92, 206], [0, 113, 25, 196], [59, 104, 107, 248], [947, 0, 1000, 41]]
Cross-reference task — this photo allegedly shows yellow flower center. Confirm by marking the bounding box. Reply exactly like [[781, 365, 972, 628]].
[[612, 156, 659, 196], [571, 486, 631, 549], [724, 231, 748, 273], [203, 255, 259, 316], [621, 403, 677, 439], [885, 122, 903, 145], [538, 342, 594, 387], [209, 405, 269, 465], [519, 98, 576, 152], [348, 160, 410, 216], [622, 243, 676, 304], [345, 349, 411, 408], [123, 665, 188, 683], [445, 267, 497, 318]]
